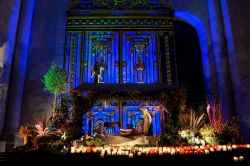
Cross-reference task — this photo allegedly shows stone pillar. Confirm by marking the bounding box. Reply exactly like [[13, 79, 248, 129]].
[[220, 0, 250, 142], [4, 0, 35, 135], [208, 0, 235, 120], [0, 0, 22, 135]]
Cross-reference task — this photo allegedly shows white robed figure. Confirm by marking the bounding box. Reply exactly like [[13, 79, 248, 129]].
[[91, 58, 105, 83], [139, 106, 152, 135]]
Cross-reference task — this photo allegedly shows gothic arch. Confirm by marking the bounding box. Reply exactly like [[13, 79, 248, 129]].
[[174, 11, 212, 95]]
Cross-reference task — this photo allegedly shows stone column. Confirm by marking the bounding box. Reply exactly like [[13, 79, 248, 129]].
[[208, 0, 235, 120], [0, 0, 22, 135], [2, 0, 35, 151]]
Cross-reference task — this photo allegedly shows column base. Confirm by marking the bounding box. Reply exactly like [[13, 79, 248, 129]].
[[0, 133, 22, 152]]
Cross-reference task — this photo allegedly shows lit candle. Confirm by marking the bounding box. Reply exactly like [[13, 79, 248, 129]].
[[204, 150, 209, 154], [222, 145, 227, 151], [86, 147, 92, 153], [125, 151, 129, 156], [138, 152, 142, 156], [76, 148, 81, 153], [239, 156, 244, 161], [71, 147, 75, 153], [209, 148, 214, 152], [100, 153, 105, 158], [232, 145, 237, 149], [247, 144, 250, 148], [159, 151, 163, 155], [129, 153, 133, 158], [112, 150, 117, 156], [170, 150, 175, 155], [107, 150, 111, 155], [233, 156, 239, 162]]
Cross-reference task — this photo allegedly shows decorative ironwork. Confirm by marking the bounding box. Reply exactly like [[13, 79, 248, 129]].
[[158, 31, 177, 87], [67, 17, 173, 28], [94, 120, 105, 134], [84, 31, 119, 84], [71, 0, 171, 10], [136, 57, 144, 71], [122, 31, 158, 84], [65, 32, 82, 89], [93, 0, 148, 10]]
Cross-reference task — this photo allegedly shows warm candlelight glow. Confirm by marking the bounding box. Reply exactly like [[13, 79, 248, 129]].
[[233, 156, 239, 162], [100, 153, 105, 158], [239, 156, 244, 161], [159, 151, 163, 155], [71, 147, 75, 153]]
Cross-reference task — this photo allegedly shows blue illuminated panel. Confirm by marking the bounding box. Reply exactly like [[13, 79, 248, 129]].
[[83, 31, 119, 83], [122, 31, 158, 84], [82, 101, 162, 136], [65, 31, 82, 89], [122, 102, 161, 135]]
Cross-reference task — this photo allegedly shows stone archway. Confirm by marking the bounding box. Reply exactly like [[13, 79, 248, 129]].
[[174, 11, 213, 96]]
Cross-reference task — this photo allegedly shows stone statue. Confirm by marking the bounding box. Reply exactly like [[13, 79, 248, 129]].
[[139, 106, 152, 135], [91, 60, 105, 83]]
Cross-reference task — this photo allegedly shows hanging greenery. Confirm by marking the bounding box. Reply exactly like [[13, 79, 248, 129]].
[[68, 88, 184, 140]]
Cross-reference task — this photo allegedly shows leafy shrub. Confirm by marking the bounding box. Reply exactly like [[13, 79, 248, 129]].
[[158, 134, 187, 146], [33, 135, 60, 145], [188, 110, 205, 136], [86, 137, 102, 147], [178, 129, 192, 140], [200, 125, 217, 145], [217, 117, 243, 144], [207, 97, 227, 134]]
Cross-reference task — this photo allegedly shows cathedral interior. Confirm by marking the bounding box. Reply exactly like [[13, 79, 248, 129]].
[[0, 0, 250, 155]]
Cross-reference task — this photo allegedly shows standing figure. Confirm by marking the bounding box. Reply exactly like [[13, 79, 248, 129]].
[[139, 106, 152, 135], [91, 60, 104, 83]]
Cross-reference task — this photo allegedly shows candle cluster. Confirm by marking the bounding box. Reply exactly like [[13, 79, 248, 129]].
[[70, 144, 250, 158]]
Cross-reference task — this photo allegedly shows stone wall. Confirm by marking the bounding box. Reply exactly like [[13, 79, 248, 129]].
[[0, 0, 21, 134], [227, 0, 250, 141], [21, 0, 69, 124]]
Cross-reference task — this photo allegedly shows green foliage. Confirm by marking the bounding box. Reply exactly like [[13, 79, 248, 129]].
[[86, 137, 103, 147], [65, 126, 83, 142], [217, 116, 243, 144], [178, 129, 192, 140], [71, 89, 183, 140], [200, 125, 217, 145], [158, 134, 187, 146], [165, 119, 178, 135], [188, 110, 205, 136], [43, 63, 68, 95], [33, 135, 60, 147], [50, 95, 72, 128], [43, 63, 68, 117]]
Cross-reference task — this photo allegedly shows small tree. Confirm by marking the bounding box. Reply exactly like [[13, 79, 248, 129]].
[[43, 63, 68, 118]]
